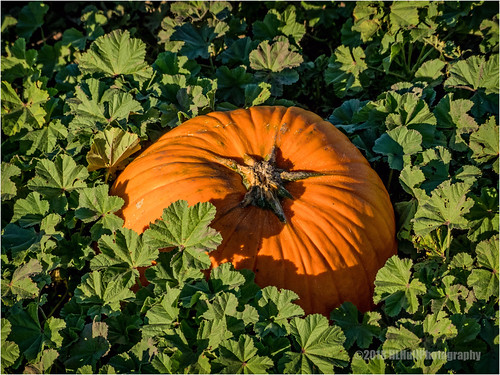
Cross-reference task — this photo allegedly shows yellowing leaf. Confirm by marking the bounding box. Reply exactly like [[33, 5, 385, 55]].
[[86, 128, 141, 180]]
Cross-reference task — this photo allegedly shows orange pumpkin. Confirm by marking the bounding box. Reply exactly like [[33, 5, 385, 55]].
[[111, 106, 397, 316]]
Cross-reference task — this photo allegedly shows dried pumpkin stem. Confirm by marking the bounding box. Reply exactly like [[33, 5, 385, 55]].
[[217, 151, 324, 223]]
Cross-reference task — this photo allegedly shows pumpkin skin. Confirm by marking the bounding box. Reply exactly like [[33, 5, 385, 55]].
[[111, 106, 397, 316]]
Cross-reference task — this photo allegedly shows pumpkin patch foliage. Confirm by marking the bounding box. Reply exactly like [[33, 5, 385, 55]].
[[1, 2, 498, 374]]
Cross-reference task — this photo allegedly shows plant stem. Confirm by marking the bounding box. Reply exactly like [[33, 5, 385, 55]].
[[369, 66, 406, 80], [46, 287, 69, 320], [445, 224, 452, 263], [386, 168, 394, 191]]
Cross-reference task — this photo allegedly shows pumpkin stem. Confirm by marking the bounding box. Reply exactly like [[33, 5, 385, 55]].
[[216, 152, 323, 223]]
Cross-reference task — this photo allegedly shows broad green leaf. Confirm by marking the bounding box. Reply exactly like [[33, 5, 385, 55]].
[[325, 46, 367, 98], [373, 127, 422, 170], [373, 256, 426, 316], [281, 314, 349, 374], [1, 258, 42, 300], [413, 180, 474, 236], [201, 292, 239, 321], [249, 40, 303, 72], [216, 66, 252, 105], [197, 317, 233, 352], [79, 30, 151, 79], [143, 288, 181, 337], [399, 165, 425, 198], [27, 154, 88, 198], [1, 224, 40, 255], [252, 12, 281, 41], [418, 146, 452, 192], [210, 263, 246, 292], [218, 37, 257, 66], [91, 228, 158, 275], [445, 54, 499, 95], [423, 313, 458, 344], [414, 59, 446, 84], [244, 82, 271, 107], [12, 192, 49, 228], [24, 349, 59, 374], [1, 319, 20, 372], [64, 321, 110, 370], [75, 185, 124, 240], [331, 302, 381, 349], [351, 353, 386, 374], [1, 80, 49, 136], [389, 1, 419, 32], [7, 303, 65, 361], [278, 6, 306, 42], [469, 116, 499, 173], [1, 162, 21, 201], [73, 271, 135, 313], [1, 38, 38, 81], [466, 187, 499, 242], [382, 325, 421, 357], [153, 51, 200, 76], [215, 335, 274, 374], [255, 286, 304, 337], [16, 2, 49, 39], [384, 92, 438, 147], [171, 23, 216, 59], [143, 201, 222, 269], [86, 128, 141, 176], [22, 120, 68, 156], [468, 236, 499, 300], [62, 28, 88, 50]]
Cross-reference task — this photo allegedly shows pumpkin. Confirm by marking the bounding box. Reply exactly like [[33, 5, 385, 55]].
[[111, 106, 397, 316]]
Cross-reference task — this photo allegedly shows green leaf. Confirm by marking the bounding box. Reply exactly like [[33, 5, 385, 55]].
[[281, 314, 349, 374], [373, 127, 422, 170], [143, 288, 181, 337], [413, 180, 474, 236], [79, 30, 151, 79], [244, 82, 271, 107], [1, 38, 38, 81], [143, 201, 222, 269], [1, 162, 21, 201], [423, 313, 458, 344], [216, 66, 252, 105], [12, 192, 49, 228], [73, 271, 135, 314], [249, 40, 303, 72], [64, 321, 110, 370], [373, 256, 426, 316], [201, 292, 239, 321], [7, 303, 65, 361], [16, 2, 49, 39], [74, 184, 124, 239], [215, 335, 274, 374], [218, 37, 257, 65], [1, 80, 49, 136], [171, 23, 216, 60], [331, 302, 381, 349], [91, 228, 158, 276], [24, 349, 59, 374], [325, 45, 367, 98], [382, 325, 421, 357], [22, 120, 69, 156], [468, 236, 499, 300], [255, 286, 304, 337], [27, 154, 89, 199], [467, 187, 499, 242], [389, 1, 420, 32], [351, 353, 385, 374], [445, 54, 499, 95], [86, 127, 141, 176], [469, 116, 499, 173], [1, 258, 42, 300], [1, 319, 20, 372], [62, 28, 88, 50], [414, 59, 446, 84], [1, 224, 40, 255]]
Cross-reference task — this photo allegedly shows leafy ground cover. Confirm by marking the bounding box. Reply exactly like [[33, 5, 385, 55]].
[[1, 1, 499, 373]]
